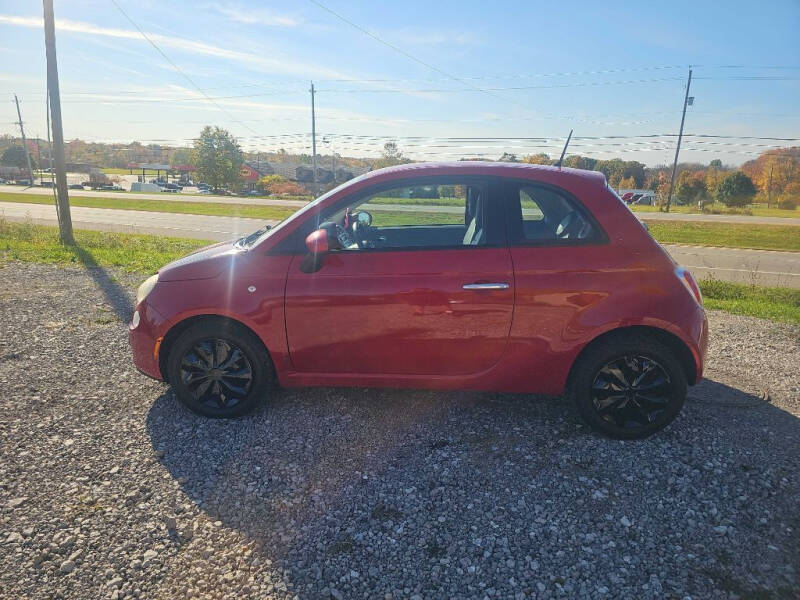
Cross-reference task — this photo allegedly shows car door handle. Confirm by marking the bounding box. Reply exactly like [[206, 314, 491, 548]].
[[462, 282, 510, 290]]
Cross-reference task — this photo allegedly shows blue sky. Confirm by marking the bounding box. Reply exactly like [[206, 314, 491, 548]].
[[1, 0, 798, 165]]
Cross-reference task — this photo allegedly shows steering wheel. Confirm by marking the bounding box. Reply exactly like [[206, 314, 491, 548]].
[[556, 211, 587, 239]]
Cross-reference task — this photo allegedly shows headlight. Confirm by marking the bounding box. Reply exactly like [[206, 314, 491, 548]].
[[136, 274, 159, 305]]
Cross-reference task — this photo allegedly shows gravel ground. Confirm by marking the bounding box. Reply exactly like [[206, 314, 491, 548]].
[[0, 261, 798, 600]]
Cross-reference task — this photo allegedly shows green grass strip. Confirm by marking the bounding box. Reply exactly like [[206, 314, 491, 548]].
[[0, 191, 296, 221], [646, 221, 800, 252], [0, 219, 209, 274], [699, 278, 800, 324]]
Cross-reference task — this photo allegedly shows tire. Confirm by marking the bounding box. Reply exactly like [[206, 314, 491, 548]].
[[567, 332, 687, 440], [166, 320, 273, 418]]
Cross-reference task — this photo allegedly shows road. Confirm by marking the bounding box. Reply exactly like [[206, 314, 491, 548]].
[[3, 185, 800, 226], [4, 201, 798, 288]]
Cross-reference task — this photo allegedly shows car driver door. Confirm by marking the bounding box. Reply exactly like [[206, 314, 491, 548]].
[[284, 177, 514, 376]]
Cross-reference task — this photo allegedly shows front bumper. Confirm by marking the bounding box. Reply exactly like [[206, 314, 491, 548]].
[[129, 301, 167, 380]]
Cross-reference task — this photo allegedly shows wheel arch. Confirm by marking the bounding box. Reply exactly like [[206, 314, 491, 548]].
[[158, 313, 273, 381], [567, 325, 697, 388]]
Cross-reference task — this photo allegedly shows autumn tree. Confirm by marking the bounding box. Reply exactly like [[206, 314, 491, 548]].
[[777, 181, 800, 210], [1, 145, 36, 170], [372, 142, 410, 169], [257, 174, 285, 192], [741, 148, 799, 206], [563, 155, 597, 170], [716, 171, 756, 207], [674, 170, 708, 205], [522, 153, 552, 165], [191, 126, 243, 190]]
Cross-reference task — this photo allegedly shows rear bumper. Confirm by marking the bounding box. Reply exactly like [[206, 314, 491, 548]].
[[129, 301, 167, 380]]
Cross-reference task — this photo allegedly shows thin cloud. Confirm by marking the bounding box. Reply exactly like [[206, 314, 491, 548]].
[[0, 14, 346, 80], [383, 27, 479, 47], [209, 3, 301, 27]]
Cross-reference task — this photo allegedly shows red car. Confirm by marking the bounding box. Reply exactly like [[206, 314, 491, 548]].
[[130, 162, 707, 439]]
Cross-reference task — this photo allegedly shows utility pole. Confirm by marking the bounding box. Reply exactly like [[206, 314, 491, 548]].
[[13, 95, 35, 185], [665, 67, 693, 213], [43, 0, 74, 244], [767, 162, 774, 208], [310, 81, 318, 197], [46, 94, 55, 186]]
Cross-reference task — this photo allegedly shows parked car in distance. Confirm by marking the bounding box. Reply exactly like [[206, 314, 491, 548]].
[[130, 162, 708, 439], [39, 180, 54, 188], [68, 184, 84, 190], [15, 179, 32, 186]]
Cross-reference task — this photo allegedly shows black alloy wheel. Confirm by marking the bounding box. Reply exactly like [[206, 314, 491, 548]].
[[591, 355, 672, 429], [568, 332, 688, 439], [167, 320, 273, 418], [179, 338, 253, 410]]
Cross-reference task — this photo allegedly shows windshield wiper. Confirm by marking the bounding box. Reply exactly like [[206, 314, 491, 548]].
[[236, 224, 272, 248]]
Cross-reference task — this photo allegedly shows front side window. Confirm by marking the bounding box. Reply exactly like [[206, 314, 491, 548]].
[[321, 179, 490, 250], [508, 184, 598, 243]]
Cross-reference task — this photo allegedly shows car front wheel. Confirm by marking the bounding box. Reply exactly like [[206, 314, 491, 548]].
[[568, 333, 687, 439], [166, 321, 272, 418]]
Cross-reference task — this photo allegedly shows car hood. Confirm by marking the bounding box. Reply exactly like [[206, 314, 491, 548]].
[[158, 240, 245, 282]]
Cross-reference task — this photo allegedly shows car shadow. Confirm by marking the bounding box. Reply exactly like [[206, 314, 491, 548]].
[[72, 244, 135, 322], [145, 378, 800, 597]]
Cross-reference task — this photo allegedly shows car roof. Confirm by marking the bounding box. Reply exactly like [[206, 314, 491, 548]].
[[357, 161, 608, 187]]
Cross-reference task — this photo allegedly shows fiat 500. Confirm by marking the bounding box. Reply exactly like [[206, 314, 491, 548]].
[[130, 162, 708, 439]]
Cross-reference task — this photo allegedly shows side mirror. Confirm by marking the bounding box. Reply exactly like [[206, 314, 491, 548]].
[[305, 229, 329, 254]]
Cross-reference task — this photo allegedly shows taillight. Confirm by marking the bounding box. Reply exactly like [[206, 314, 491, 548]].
[[676, 267, 703, 305]]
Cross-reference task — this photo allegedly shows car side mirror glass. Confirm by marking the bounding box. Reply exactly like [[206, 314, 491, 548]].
[[305, 229, 329, 255]]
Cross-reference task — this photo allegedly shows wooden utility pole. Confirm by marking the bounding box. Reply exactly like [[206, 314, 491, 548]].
[[13, 95, 35, 185], [43, 0, 74, 244], [767, 162, 774, 208], [665, 68, 693, 213], [310, 81, 318, 197]]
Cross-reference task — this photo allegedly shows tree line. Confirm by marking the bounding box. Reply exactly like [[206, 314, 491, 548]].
[[1, 129, 798, 209]]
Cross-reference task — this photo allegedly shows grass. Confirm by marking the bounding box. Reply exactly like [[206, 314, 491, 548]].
[[631, 201, 798, 219], [0, 191, 297, 222], [2, 220, 798, 323], [646, 221, 800, 252], [699, 278, 800, 324], [0, 219, 209, 274]]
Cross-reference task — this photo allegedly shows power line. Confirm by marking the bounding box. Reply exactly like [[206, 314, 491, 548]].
[[306, 0, 521, 107], [108, 0, 264, 138]]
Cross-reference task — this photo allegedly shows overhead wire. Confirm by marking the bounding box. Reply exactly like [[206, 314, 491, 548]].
[[107, 0, 265, 138]]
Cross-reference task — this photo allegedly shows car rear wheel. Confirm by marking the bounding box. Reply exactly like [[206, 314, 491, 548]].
[[167, 321, 272, 418], [567, 333, 687, 439]]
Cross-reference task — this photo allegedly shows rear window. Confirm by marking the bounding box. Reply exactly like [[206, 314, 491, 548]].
[[510, 184, 597, 243]]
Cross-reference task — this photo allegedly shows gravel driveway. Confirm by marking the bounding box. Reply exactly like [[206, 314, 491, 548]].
[[1, 261, 798, 600]]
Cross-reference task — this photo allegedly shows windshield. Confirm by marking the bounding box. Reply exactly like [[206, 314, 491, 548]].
[[242, 175, 372, 248]]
